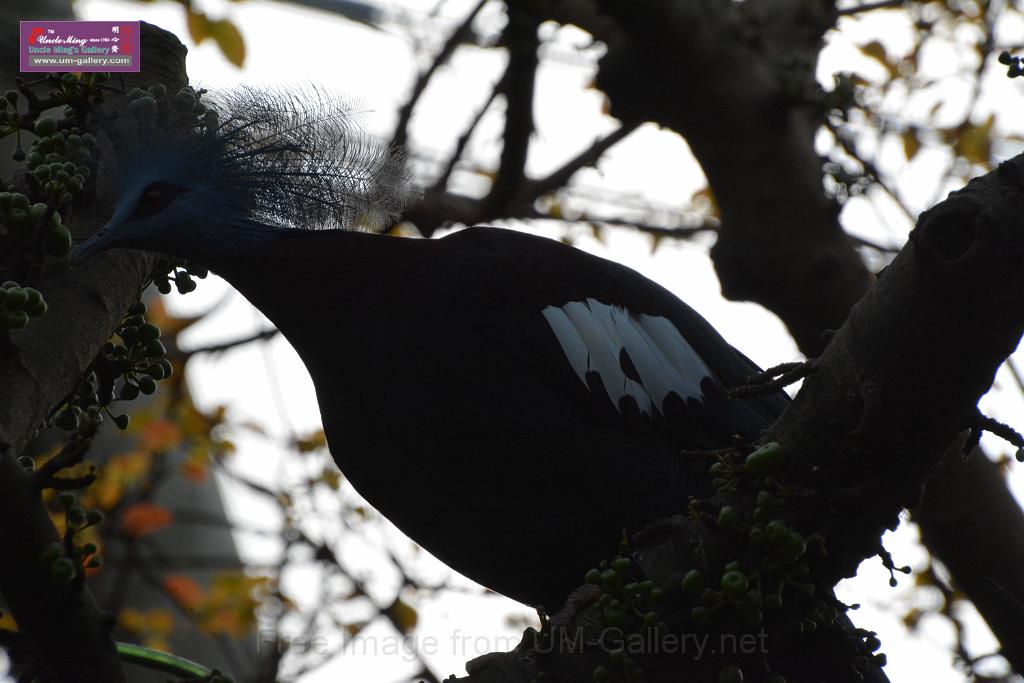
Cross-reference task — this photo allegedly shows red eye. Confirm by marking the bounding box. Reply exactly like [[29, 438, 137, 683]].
[[129, 182, 186, 221]]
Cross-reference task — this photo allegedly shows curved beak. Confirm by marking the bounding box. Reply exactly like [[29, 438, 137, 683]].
[[70, 225, 115, 265]]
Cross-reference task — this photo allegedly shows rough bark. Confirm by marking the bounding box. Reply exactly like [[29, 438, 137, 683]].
[[0, 22, 187, 681]]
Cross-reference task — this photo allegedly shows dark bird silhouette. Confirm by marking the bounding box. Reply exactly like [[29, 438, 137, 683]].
[[72, 88, 883, 683]]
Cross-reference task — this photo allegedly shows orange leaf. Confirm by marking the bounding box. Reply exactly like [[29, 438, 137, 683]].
[[180, 451, 209, 483], [121, 502, 173, 537], [141, 419, 183, 452], [163, 575, 204, 611]]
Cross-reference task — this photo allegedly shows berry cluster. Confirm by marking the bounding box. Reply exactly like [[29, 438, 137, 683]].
[[53, 301, 173, 432], [999, 51, 1022, 78], [0, 280, 46, 330]]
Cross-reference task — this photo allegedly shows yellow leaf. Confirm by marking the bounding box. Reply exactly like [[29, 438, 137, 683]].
[[209, 20, 246, 67], [293, 430, 327, 453], [547, 200, 563, 220], [320, 468, 341, 490], [121, 502, 174, 537], [859, 40, 893, 75], [186, 8, 210, 45], [955, 114, 994, 167], [387, 597, 418, 634], [0, 611, 18, 632], [902, 128, 921, 161]]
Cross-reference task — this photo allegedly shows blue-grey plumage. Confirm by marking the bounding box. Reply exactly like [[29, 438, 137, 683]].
[[72, 85, 418, 263]]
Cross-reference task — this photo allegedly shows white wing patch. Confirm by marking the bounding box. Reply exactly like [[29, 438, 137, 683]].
[[542, 299, 713, 416]]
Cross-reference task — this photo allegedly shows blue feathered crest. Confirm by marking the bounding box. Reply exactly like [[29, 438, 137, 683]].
[[98, 83, 419, 232]]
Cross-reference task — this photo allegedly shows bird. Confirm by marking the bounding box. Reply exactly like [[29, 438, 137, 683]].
[[71, 86, 791, 610], [70, 86, 893, 683]]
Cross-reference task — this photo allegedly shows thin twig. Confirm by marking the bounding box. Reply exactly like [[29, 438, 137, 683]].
[[392, 0, 489, 149], [522, 122, 641, 201], [837, 0, 905, 16], [483, 4, 540, 215], [179, 327, 280, 358]]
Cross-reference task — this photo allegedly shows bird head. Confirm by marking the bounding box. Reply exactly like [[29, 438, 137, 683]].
[[72, 85, 418, 265]]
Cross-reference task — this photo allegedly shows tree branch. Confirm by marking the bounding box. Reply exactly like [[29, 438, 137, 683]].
[[0, 22, 189, 682]]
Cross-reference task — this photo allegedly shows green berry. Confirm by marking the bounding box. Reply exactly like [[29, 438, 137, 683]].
[[719, 664, 744, 683], [744, 442, 785, 475], [176, 274, 197, 294], [128, 96, 157, 117], [46, 224, 72, 257], [721, 570, 749, 598], [137, 375, 158, 395], [85, 555, 103, 569], [681, 570, 704, 597], [85, 509, 104, 526], [585, 568, 602, 585], [34, 116, 57, 137], [54, 406, 78, 431], [1, 311, 29, 329], [119, 381, 140, 401], [611, 557, 631, 573], [112, 413, 130, 430], [138, 323, 161, 341], [39, 543, 62, 566], [50, 557, 75, 581], [766, 520, 788, 541], [718, 506, 738, 528], [3, 287, 27, 311], [57, 492, 75, 507], [143, 339, 166, 359], [24, 289, 46, 317]]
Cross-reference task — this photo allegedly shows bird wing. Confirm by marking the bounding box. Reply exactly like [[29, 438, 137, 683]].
[[439, 227, 790, 447]]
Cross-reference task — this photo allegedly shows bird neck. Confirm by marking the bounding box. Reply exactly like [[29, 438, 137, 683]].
[[168, 220, 282, 267], [208, 229, 431, 349]]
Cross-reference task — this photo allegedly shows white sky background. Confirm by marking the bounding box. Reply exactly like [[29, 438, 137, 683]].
[[49, 0, 1024, 680]]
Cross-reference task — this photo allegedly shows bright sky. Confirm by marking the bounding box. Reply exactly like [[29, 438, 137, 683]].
[[34, 0, 1024, 680]]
